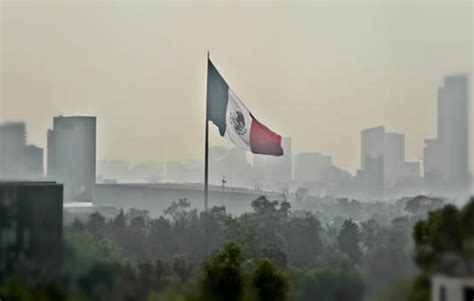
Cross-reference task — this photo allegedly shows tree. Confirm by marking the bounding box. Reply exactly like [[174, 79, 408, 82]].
[[405, 195, 444, 217], [78, 263, 122, 301], [112, 209, 127, 228], [173, 256, 193, 283], [87, 212, 106, 233], [410, 197, 474, 301], [0, 279, 75, 301], [289, 266, 365, 301], [251, 259, 289, 301], [262, 243, 288, 270], [198, 242, 245, 301], [337, 219, 362, 264], [251, 196, 279, 216], [283, 212, 323, 267], [413, 204, 463, 274], [164, 198, 191, 223]]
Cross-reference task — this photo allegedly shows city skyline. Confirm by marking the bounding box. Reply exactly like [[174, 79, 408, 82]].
[[1, 1, 473, 174]]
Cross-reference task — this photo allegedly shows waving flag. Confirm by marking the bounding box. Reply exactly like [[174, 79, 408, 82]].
[[206, 59, 283, 156]]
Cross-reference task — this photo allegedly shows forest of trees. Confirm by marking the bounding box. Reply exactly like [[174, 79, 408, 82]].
[[1, 196, 473, 301]]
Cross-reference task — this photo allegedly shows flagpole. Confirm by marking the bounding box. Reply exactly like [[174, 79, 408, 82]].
[[204, 51, 210, 212]]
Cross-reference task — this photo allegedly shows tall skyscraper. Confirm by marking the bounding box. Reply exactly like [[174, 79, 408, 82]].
[[0, 122, 44, 180], [361, 126, 386, 171], [361, 126, 406, 188], [47, 116, 96, 202], [424, 75, 470, 195]]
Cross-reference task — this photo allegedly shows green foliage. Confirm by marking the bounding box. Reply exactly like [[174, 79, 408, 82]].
[[283, 212, 323, 267], [112, 209, 127, 228], [0, 279, 82, 301], [360, 217, 415, 297], [262, 243, 287, 269], [410, 197, 474, 300], [5, 194, 452, 301], [63, 227, 127, 276], [173, 256, 193, 283], [147, 288, 188, 301], [251, 259, 289, 301], [461, 198, 474, 256], [407, 275, 430, 301], [373, 277, 413, 301], [197, 243, 289, 301], [412, 199, 474, 274], [78, 263, 122, 301], [337, 219, 362, 264], [289, 266, 365, 301], [404, 195, 444, 217], [198, 242, 244, 301]]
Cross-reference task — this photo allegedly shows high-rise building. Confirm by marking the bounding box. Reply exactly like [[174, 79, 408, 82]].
[[0, 122, 44, 180], [361, 126, 406, 188], [294, 151, 352, 196], [0, 122, 26, 178], [294, 152, 332, 184], [356, 156, 384, 200], [361, 126, 386, 171], [47, 116, 96, 202], [0, 181, 63, 284], [360, 126, 423, 198], [24, 145, 43, 176], [424, 75, 470, 195]]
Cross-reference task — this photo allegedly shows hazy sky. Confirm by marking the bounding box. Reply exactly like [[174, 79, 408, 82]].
[[1, 0, 473, 174]]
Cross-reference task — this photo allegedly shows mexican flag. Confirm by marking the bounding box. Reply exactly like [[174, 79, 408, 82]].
[[206, 59, 284, 156]]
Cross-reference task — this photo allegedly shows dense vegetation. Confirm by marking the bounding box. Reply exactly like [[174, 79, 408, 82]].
[[1, 196, 473, 301], [409, 199, 474, 301]]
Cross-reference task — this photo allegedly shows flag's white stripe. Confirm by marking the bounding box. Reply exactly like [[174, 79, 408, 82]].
[[224, 88, 252, 151]]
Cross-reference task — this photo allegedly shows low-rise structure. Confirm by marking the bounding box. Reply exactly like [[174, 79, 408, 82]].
[[431, 275, 474, 301], [94, 183, 286, 216]]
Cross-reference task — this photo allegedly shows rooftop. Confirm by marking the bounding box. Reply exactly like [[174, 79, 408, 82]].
[[0, 180, 60, 186], [96, 182, 283, 196]]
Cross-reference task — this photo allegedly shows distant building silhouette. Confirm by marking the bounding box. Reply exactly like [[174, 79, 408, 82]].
[[165, 160, 202, 183], [424, 75, 470, 196], [130, 162, 164, 183], [0, 122, 44, 180], [269, 137, 293, 186], [47, 116, 96, 202], [358, 156, 384, 200], [358, 126, 421, 199], [253, 137, 292, 191], [293, 151, 352, 196], [359, 126, 422, 199], [97, 160, 131, 182], [0, 181, 63, 284], [211, 147, 250, 187], [95, 182, 285, 216], [361, 126, 403, 188], [294, 152, 332, 184]]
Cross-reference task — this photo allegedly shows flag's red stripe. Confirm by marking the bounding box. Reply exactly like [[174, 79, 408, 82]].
[[249, 117, 283, 156]]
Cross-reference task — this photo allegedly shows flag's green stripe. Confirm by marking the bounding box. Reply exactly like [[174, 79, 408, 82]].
[[207, 60, 229, 137]]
